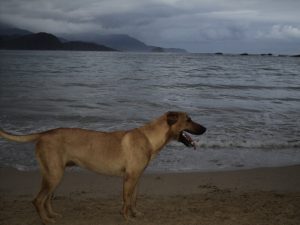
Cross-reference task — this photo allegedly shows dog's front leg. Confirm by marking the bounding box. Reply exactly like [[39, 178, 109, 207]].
[[122, 172, 141, 220], [130, 181, 143, 217]]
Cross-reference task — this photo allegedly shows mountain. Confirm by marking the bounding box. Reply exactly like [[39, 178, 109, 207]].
[[62, 41, 114, 51], [64, 33, 187, 53], [0, 24, 187, 52], [0, 23, 33, 36], [96, 34, 150, 52], [148, 45, 187, 53], [0, 32, 62, 50], [64, 33, 150, 52], [0, 32, 116, 51]]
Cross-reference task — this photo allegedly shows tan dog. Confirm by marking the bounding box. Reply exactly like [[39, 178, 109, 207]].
[[0, 111, 206, 224]]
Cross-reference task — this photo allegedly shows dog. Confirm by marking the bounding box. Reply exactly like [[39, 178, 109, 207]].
[[0, 111, 206, 224]]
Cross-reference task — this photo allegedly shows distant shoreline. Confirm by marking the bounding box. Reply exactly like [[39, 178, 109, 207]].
[[0, 49, 299, 57]]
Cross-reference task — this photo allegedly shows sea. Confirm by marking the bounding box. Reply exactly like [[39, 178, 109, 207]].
[[0, 50, 299, 172]]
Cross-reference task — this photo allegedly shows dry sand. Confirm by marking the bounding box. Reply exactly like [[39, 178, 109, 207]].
[[0, 165, 300, 225]]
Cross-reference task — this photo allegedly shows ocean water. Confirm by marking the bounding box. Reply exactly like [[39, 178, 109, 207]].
[[0, 50, 299, 172]]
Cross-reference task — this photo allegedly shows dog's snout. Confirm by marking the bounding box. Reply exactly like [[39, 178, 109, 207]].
[[193, 124, 206, 135], [199, 126, 206, 135], [185, 123, 206, 135]]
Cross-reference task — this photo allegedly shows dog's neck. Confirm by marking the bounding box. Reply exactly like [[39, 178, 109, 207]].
[[139, 115, 174, 156]]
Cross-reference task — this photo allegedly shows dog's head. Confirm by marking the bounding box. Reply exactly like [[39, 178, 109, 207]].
[[166, 111, 206, 149]]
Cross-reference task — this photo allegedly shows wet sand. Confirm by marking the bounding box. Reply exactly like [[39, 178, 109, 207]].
[[1, 165, 300, 225]]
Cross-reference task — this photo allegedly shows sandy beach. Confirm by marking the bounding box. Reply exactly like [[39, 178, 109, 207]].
[[0, 165, 300, 225]]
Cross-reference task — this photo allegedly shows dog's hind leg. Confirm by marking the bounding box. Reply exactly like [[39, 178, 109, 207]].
[[33, 144, 64, 224], [33, 170, 64, 224], [33, 179, 55, 224], [45, 194, 62, 218]]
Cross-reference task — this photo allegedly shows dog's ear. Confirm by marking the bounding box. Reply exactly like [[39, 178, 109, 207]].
[[167, 111, 178, 126]]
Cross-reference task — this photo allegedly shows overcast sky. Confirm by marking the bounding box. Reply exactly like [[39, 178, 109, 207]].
[[1, 0, 300, 54]]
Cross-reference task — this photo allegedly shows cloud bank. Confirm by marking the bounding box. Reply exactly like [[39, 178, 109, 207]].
[[0, 0, 300, 53]]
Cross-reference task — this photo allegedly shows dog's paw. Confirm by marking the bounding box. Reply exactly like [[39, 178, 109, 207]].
[[42, 217, 56, 224], [131, 209, 144, 217], [49, 212, 62, 218]]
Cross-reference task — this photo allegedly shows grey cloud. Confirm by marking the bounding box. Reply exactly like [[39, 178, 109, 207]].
[[0, 0, 299, 53]]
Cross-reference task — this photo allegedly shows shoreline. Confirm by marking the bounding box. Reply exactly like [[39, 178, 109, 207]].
[[1, 165, 300, 224], [1, 165, 300, 196]]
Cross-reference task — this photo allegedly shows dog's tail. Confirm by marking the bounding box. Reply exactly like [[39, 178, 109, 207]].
[[0, 129, 42, 143]]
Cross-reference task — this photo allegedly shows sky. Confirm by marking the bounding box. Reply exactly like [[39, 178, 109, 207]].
[[1, 0, 300, 54]]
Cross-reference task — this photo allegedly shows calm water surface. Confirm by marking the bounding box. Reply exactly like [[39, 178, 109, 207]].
[[0, 50, 299, 172]]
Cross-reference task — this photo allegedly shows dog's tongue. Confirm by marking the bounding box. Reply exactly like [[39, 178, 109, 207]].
[[182, 132, 196, 150]]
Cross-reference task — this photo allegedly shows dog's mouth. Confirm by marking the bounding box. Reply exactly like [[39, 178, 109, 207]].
[[178, 131, 196, 149]]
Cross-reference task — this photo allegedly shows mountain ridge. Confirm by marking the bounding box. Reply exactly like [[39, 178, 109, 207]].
[[64, 33, 187, 53], [0, 24, 187, 53], [0, 32, 116, 51]]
